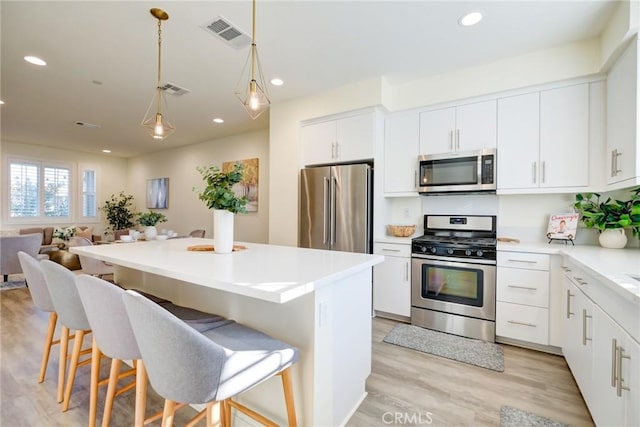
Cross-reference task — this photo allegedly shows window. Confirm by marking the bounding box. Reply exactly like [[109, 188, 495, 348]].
[[5, 157, 100, 224], [82, 169, 97, 218]]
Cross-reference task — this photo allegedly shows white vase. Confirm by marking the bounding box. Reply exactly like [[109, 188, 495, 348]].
[[598, 228, 627, 249], [144, 225, 158, 240], [213, 209, 234, 254]]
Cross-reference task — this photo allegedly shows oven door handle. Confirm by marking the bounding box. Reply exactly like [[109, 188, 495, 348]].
[[412, 253, 496, 266]]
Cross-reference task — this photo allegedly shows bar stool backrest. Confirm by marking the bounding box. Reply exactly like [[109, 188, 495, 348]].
[[40, 260, 91, 331], [17, 251, 55, 312]]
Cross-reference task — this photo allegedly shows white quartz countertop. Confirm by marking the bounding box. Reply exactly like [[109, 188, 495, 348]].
[[71, 238, 383, 304], [498, 242, 640, 304]]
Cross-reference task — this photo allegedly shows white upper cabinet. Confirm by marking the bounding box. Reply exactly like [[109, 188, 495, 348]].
[[606, 37, 639, 188], [301, 111, 375, 166], [539, 84, 589, 188], [384, 113, 419, 195], [497, 83, 590, 192], [497, 92, 540, 190], [419, 100, 497, 155]]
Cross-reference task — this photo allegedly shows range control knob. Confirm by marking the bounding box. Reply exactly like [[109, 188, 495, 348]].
[[420, 246, 428, 253], [465, 249, 472, 256], [447, 248, 454, 255], [430, 247, 437, 254], [476, 250, 484, 257]]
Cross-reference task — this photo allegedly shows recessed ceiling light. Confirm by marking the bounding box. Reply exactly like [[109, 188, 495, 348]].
[[24, 56, 47, 66], [270, 78, 284, 86], [102, 149, 111, 153], [459, 12, 483, 27], [213, 118, 224, 124]]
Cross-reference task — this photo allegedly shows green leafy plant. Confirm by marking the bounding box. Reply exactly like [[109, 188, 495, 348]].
[[574, 187, 640, 237], [194, 163, 248, 214], [138, 210, 168, 226], [100, 192, 136, 233]]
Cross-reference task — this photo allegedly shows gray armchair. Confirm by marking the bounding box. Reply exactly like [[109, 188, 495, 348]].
[[1, 233, 47, 282]]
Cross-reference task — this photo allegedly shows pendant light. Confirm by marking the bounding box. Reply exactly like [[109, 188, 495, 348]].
[[235, 0, 270, 119], [141, 8, 175, 140]]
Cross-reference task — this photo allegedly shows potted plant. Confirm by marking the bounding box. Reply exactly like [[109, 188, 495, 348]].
[[138, 210, 168, 240], [574, 187, 640, 248], [100, 192, 136, 239], [194, 163, 247, 253], [52, 226, 76, 248]]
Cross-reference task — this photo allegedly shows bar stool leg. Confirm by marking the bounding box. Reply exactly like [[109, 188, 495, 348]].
[[62, 329, 87, 411], [205, 401, 222, 427], [39, 312, 57, 383], [89, 338, 101, 427], [134, 360, 148, 427], [281, 367, 297, 427], [101, 358, 121, 427], [162, 400, 177, 427], [57, 326, 70, 403]]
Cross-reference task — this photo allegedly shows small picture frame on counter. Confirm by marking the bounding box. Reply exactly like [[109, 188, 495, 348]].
[[546, 213, 579, 245]]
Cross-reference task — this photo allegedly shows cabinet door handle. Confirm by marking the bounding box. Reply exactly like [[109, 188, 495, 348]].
[[381, 248, 401, 253], [405, 261, 409, 281], [414, 170, 418, 189], [507, 320, 537, 327], [582, 309, 592, 346], [331, 142, 336, 159], [449, 130, 454, 151], [561, 266, 572, 272], [574, 276, 588, 286], [507, 259, 537, 264], [335, 142, 340, 159], [566, 289, 574, 319], [455, 129, 460, 151], [507, 285, 537, 291], [612, 339, 618, 387], [617, 345, 631, 397], [611, 150, 616, 177], [532, 162, 537, 184], [541, 161, 546, 184]]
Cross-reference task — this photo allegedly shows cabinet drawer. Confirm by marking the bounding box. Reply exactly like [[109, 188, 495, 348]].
[[496, 301, 549, 345], [497, 267, 549, 308], [497, 252, 549, 270], [374, 243, 411, 258]]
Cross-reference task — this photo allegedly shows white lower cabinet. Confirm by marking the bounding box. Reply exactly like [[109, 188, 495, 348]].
[[496, 252, 551, 345], [373, 242, 411, 318], [562, 261, 640, 427]]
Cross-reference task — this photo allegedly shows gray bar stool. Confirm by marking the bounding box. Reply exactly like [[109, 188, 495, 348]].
[[122, 289, 299, 427], [17, 251, 61, 383], [40, 260, 95, 410]]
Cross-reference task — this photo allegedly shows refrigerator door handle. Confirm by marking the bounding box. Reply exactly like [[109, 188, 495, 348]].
[[322, 177, 329, 245], [330, 175, 337, 245]]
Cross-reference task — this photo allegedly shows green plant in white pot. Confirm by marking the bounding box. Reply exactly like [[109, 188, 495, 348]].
[[574, 187, 640, 248], [138, 210, 167, 240], [194, 163, 247, 253]]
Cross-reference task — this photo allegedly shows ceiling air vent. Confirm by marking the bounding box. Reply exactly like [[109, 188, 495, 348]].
[[201, 16, 251, 49], [160, 83, 190, 96]]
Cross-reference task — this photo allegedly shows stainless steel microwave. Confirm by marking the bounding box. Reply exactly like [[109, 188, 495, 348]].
[[417, 148, 497, 194]]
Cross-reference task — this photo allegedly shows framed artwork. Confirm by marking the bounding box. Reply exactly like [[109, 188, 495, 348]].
[[222, 158, 259, 212], [546, 213, 579, 242], [147, 177, 169, 209]]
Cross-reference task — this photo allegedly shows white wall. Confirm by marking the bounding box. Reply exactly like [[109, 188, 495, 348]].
[[268, 78, 387, 246], [0, 140, 128, 235], [127, 129, 269, 243]]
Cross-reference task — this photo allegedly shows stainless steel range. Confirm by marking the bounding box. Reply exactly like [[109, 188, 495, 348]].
[[411, 215, 497, 342]]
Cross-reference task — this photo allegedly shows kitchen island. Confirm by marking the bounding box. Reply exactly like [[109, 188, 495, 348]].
[[71, 238, 383, 426]]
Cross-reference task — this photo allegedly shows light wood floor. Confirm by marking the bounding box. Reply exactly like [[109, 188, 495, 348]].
[[1, 287, 593, 426]]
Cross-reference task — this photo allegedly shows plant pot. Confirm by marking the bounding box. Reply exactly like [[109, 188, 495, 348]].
[[213, 209, 234, 254], [144, 225, 158, 241], [598, 228, 627, 249]]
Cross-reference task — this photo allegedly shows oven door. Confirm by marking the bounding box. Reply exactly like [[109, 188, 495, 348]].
[[411, 255, 495, 321]]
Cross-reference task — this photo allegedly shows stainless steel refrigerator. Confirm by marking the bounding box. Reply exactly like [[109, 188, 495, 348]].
[[299, 163, 372, 254]]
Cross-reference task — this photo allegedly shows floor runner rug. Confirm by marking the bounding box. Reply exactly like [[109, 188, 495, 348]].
[[383, 323, 504, 372], [500, 405, 569, 427]]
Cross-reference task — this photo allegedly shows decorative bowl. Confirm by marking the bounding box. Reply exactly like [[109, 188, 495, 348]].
[[119, 235, 133, 242], [156, 235, 169, 241], [386, 224, 416, 237]]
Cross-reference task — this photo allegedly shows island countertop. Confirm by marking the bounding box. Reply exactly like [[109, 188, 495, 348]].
[[70, 238, 384, 303]]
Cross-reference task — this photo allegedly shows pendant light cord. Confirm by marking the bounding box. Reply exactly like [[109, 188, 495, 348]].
[[156, 19, 163, 114], [250, 0, 256, 81]]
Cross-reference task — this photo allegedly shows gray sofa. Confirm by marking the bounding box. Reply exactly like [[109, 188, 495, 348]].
[[1, 233, 47, 282]]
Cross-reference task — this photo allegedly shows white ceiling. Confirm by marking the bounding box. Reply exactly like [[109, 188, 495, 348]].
[[1, 1, 616, 158]]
